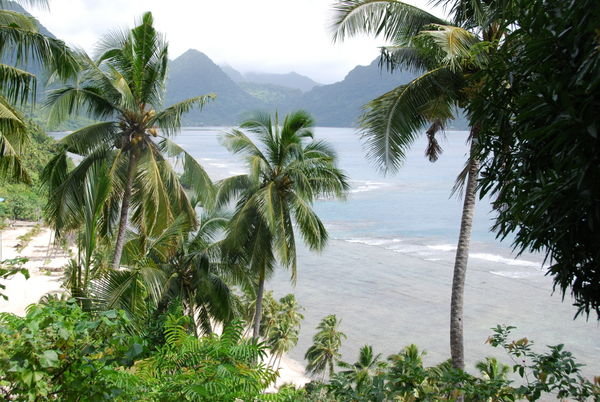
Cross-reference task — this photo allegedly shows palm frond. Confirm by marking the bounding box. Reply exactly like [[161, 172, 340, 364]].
[[419, 24, 481, 71], [158, 137, 215, 208], [45, 85, 118, 127], [332, 0, 447, 43], [0, 97, 29, 182], [151, 95, 215, 137], [0, 9, 37, 30], [359, 67, 460, 172], [0, 63, 36, 104], [59, 121, 118, 155], [0, 25, 78, 90]]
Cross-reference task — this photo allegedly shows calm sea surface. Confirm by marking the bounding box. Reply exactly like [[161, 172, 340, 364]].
[[51, 127, 600, 376]]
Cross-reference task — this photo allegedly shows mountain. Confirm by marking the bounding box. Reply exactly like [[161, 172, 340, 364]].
[[220, 65, 245, 83], [166, 50, 266, 126], [238, 82, 301, 106], [243, 71, 321, 92], [168, 51, 468, 129], [292, 59, 418, 127], [221, 65, 321, 93]]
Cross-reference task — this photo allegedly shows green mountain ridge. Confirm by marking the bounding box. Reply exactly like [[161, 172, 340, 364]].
[[170, 50, 470, 128], [221, 65, 321, 92]]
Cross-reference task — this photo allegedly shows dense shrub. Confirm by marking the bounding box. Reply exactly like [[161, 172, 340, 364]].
[[0, 300, 143, 400]]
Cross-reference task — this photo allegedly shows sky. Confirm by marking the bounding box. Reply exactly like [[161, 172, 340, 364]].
[[31, 0, 442, 84]]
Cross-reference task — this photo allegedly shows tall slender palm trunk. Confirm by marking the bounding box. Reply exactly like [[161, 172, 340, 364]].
[[450, 127, 480, 370], [112, 150, 138, 269], [252, 270, 266, 339]]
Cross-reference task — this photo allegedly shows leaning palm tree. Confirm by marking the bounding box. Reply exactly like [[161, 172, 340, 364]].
[[43, 12, 214, 269], [332, 0, 506, 370], [305, 314, 346, 379], [217, 110, 349, 339], [0, 0, 78, 182]]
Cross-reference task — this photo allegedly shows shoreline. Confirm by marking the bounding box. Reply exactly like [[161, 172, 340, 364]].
[[0, 222, 311, 389], [269, 238, 600, 379]]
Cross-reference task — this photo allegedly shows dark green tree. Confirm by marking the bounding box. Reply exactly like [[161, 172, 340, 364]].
[[470, 0, 600, 318]]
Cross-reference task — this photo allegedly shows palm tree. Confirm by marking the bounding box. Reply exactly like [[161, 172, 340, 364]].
[[332, 0, 506, 370], [305, 314, 346, 379], [338, 345, 387, 391], [267, 320, 299, 370], [0, 0, 78, 182], [159, 209, 250, 335], [42, 12, 214, 269], [217, 110, 349, 339]]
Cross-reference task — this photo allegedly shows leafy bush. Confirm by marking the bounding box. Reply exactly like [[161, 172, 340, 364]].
[[124, 317, 278, 400], [0, 124, 57, 222], [297, 326, 598, 401], [0, 300, 144, 400]]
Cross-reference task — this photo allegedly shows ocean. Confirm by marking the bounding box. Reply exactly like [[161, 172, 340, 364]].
[[52, 127, 600, 377]]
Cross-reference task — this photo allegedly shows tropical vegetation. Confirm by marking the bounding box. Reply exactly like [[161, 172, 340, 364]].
[[0, 0, 598, 399], [217, 110, 348, 338], [305, 314, 346, 379], [0, 0, 77, 183], [332, 0, 518, 371], [42, 11, 215, 272], [469, 0, 600, 319]]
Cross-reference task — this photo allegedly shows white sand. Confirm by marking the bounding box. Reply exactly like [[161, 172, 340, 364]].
[[264, 351, 311, 392], [0, 222, 69, 315]]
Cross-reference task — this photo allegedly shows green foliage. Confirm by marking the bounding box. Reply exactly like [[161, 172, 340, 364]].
[[305, 314, 346, 378], [471, 0, 600, 318], [43, 12, 215, 272], [0, 257, 29, 300], [125, 320, 278, 401], [487, 325, 598, 400], [0, 124, 56, 221], [0, 300, 144, 400], [0, 0, 78, 183], [298, 327, 598, 401], [265, 294, 303, 367], [219, 110, 348, 337]]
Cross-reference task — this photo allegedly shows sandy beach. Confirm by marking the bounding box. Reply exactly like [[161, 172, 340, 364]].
[[0, 221, 311, 388], [0, 222, 69, 315]]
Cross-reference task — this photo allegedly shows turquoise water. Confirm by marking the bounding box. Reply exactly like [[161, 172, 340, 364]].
[[173, 126, 534, 263], [50, 127, 600, 376]]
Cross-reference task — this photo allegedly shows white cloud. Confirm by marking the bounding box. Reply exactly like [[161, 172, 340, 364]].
[[32, 0, 442, 84]]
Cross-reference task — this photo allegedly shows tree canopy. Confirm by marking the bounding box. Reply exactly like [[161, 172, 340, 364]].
[[470, 0, 600, 318]]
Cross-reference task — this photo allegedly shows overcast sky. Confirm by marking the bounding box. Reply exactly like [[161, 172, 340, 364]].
[[32, 0, 442, 84]]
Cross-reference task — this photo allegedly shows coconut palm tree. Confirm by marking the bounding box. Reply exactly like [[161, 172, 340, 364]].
[[305, 314, 346, 379], [267, 320, 299, 370], [332, 0, 507, 370], [158, 209, 250, 335], [0, 0, 78, 182], [42, 12, 214, 269], [217, 110, 349, 339], [338, 345, 387, 391]]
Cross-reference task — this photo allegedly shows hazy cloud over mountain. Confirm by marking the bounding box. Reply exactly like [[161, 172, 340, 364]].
[[30, 0, 443, 84]]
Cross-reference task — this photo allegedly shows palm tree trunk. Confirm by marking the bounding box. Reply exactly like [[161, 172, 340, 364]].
[[252, 269, 266, 339], [450, 127, 480, 371], [112, 150, 138, 269]]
